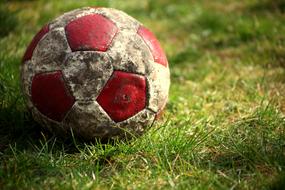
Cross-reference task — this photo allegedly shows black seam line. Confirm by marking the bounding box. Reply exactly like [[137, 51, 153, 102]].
[[146, 108, 157, 114], [61, 101, 77, 123], [33, 106, 62, 124], [66, 50, 108, 55], [63, 25, 73, 52], [113, 68, 145, 76], [145, 77, 150, 109]]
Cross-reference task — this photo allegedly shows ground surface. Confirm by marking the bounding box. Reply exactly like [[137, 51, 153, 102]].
[[0, 0, 285, 189]]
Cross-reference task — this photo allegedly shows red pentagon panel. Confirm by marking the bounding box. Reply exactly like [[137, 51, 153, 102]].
[[22, 24, 49, 62], [137, 26, 168, 67], [31, 71, 75, 122], [96, 71, 146, 122], [65, 14, 118, 52]]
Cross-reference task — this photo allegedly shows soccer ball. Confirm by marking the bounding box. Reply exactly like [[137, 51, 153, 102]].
[[21, 7, 170, 140]]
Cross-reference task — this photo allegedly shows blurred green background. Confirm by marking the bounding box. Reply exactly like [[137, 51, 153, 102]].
[[0, 0, 285, 189]]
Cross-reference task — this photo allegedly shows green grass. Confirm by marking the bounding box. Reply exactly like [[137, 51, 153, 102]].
[[1, 0, 285, 189]]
